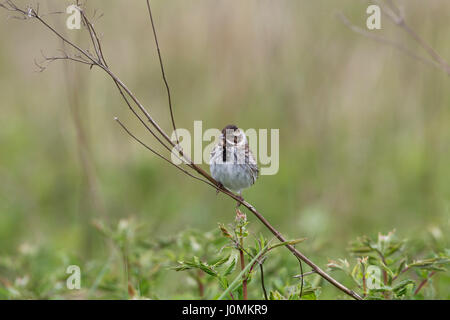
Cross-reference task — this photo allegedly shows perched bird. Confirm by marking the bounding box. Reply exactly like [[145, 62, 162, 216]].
[[210, 124, 259, 199]]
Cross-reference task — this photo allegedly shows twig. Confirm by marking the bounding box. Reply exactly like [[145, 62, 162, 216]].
[[392, 265, 410, 281], [374, 0, 450, 74], [259, 262, 268, 300], [239, 243, 247, 299], [114, 117, 217, 189], [293, 270, 316, 279], [339, 1, 450, 76], [296, 257, 304, 299], [146, 0, 179, 146], [246, 253, 268, 300], [78, 5, 187, 166], [414, 271, 436, 295], [361, 263, 367, 298], [237, 222, 248, 300], [195, 271, 204, 298], [337, 12, 438, 70]]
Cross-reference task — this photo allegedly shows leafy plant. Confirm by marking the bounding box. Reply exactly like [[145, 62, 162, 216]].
[[173, 209, 311, 300], [328, 230, 450, 299]]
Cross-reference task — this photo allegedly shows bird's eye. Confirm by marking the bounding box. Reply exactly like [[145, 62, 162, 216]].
[[234, 131, 244, 143]]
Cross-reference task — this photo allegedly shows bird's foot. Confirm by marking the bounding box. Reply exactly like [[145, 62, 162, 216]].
[[216, 182, 224, 195], [235, 193, 244, 208]]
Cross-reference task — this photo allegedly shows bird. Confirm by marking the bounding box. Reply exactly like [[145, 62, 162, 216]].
[[210, 124, 259, 201]]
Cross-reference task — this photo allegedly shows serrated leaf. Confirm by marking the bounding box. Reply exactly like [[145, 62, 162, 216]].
[[396, 258, 407, 276], [218, 276, 228, 290], [259, 234, 266, 251], [384, 241, 404, 257], [368, 285, 393, 293], [392, 279, 415, 294], [198, 262, 218, 277], [223, 256, 237, 276], [212, 254, 231, 267]]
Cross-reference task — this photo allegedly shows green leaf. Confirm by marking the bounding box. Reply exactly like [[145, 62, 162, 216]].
[[218, 223, 232, 239], [259, 234, 266, 251], [379, 262, 395, 280], [268, 238, 307, 251], [384, 241, 404, 257], [198, 262, 218, 277], [218, 276, 228, 290], [212, 254, 231, 267], [301, 291, 317, 300], [392, 279, 415, 297], [396, 258, 407, 276], [173, 257, 219, 278], [350, 246, 374, 254], [217, 241, 270, 300], [327, 259, 350, 273], [351, 262, 362, 285], [269, 290, 285, 300], [223, 256, 237, 276]]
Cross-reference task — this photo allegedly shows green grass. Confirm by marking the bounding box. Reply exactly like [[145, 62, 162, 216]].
[[0, 0, 449, 299]]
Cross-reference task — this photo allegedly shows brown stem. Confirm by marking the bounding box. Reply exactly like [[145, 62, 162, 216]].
[[259, 263, 268, 300], [392, 266, 410, 281], [337, 12, 438, 69], [146, 0, 179, 145], [340, 1, 450, 76], [240, 198, 362, 299], [239, 227, 247, 300], [414, 271, 436, 296], [195, 271, 204, 298], [362, 265, 367, 298]]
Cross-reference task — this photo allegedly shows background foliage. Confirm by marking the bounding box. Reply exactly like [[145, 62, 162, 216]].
[[0, 0, 449, 299]]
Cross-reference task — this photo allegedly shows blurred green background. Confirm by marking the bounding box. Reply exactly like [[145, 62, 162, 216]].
[[0, 0, 449, 298]]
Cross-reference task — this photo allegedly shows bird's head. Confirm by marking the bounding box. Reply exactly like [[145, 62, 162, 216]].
[[221, 124, 246, 146]]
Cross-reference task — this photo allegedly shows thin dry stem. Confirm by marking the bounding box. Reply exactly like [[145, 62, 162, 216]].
[[146, 0, 179, 146], [339, 0, 450, 76]]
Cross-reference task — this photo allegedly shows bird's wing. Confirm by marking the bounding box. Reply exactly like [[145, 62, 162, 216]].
[[246, 144, 259, 183], [210, 141, 222, 164]]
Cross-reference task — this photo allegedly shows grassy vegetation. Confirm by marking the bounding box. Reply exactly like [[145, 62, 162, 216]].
[[0, 0, 449, 299]]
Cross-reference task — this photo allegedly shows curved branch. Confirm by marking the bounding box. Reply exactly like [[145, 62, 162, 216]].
[[146, 0, 179, 145], [339, 1, 450, 76]]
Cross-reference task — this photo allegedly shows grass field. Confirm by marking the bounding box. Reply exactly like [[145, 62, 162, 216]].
[[0, 0, 449, 299]]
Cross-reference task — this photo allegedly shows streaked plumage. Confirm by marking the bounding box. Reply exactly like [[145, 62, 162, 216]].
[[210, 125, 259, 195]]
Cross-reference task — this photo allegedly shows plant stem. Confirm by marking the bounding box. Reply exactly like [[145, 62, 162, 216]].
[[362, 264, 367, 298], [239, 198, 362, 300], [195, 271, 204, 298], [239, 229, 248, 300], [218, 242, 269, 300], [414, 271, 436, 296]]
